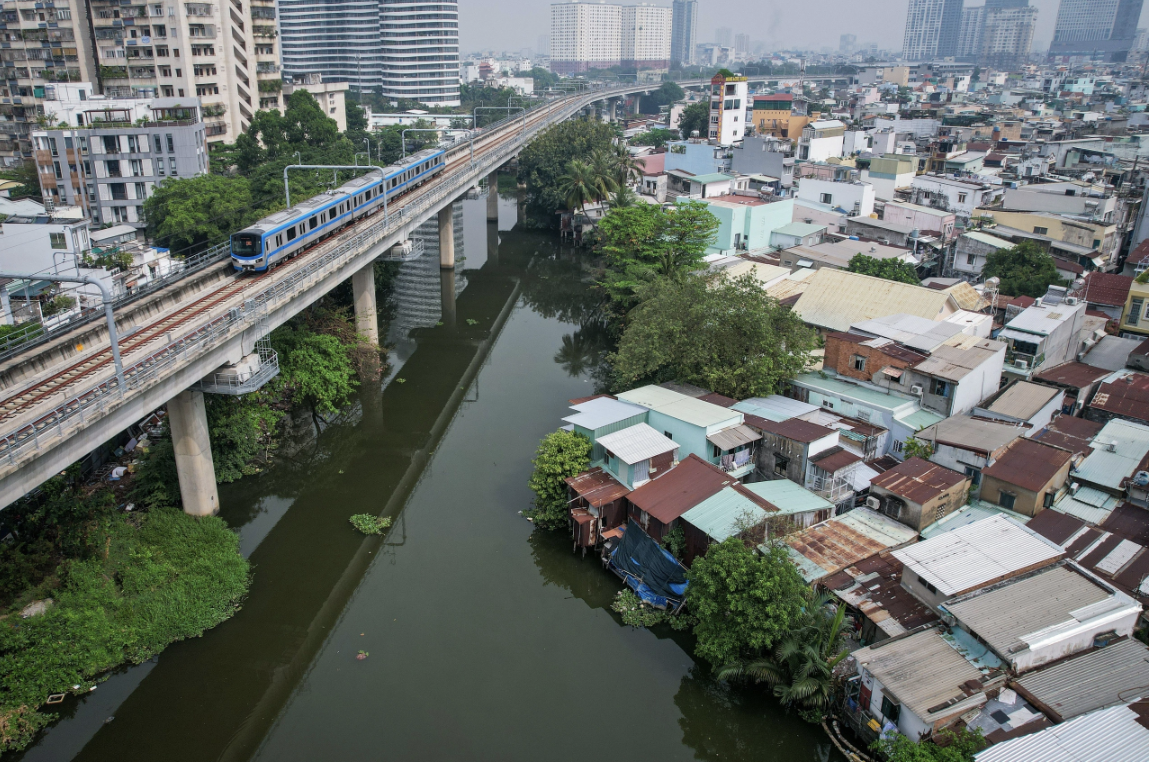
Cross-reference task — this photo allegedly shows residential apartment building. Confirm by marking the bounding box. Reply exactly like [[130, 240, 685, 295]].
[[902, 0, 963, 61], [31, 85, 207, 226], [549, 2, 670, 74], [707, 72, 745, 146], [1049, 0, 1145, 61], [0, 0, 98, 167], [86, 0, 284, 143], [669, 0, 696, 67], [380, 0, 460, 105], [278, 0, 458, 105], [621, 4, 671, 69], [977, 0, 1037, 68]]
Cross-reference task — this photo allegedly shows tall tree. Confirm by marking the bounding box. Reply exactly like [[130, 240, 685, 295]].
[[653, 81, 685, 106], [142, 174, 254, 254], [518, 120, 617, 226], [611, 272, 815, 399], [0, 161, 41, 201], [679, 101, 709, 139], [685, 538, 809, 668], [846, 254, 921, 285], [557, 160, 598, 220], [598, 202, 717, 314], [525, 430, 592, 529], [981, 241, 1067, 298]]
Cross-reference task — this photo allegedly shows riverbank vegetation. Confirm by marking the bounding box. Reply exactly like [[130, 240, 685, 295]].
[[0, 475, 249, 753], [525, 430, 592, 529], [517, 120, 619, 227]]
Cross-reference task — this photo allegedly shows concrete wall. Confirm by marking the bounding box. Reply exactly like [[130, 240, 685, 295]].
[[797, 178, 875, 215], [978, 464, 1069, 517], [871, 477, 970, 531]]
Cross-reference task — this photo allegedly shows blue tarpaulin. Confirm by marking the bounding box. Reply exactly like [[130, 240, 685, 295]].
[[609, 521, 688, 608]]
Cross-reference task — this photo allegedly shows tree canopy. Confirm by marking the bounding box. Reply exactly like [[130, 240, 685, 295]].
[[610, 272, 815, 399], [517, 120, 617, 226], [846, 254, 921, 285], [629, 128, 680, 147], [236, 90, 345, 174], [142, 174, 254, 255], [525, 430, 592, 529], [598, 201, 717, 314], [981, 241, 1067, 298], [685, 538, 810, 667], [679, 101, 709, 139], [871, 729, 986, 762]]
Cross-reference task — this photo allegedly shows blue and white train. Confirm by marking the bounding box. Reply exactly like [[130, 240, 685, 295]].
[[230, 147, 447, 272]]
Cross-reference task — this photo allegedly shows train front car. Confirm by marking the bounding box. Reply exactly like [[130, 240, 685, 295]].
[[231, 229, 267, 272]]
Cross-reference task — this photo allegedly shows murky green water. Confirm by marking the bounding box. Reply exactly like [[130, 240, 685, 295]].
[[16, 197, 833, 762]]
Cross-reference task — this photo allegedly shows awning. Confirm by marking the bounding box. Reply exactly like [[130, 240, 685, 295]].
[[564, 468, 630, 508], [707, 424, 761, 451], [881, 366, 905, 379], [797, 259, 814, 268]]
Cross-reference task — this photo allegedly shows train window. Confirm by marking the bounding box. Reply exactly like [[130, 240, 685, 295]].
[[309, 216, 317, 230], [330, 207, 337, 220], [265, 239, 271, 252], [276, 234, 283, 247], [286, 226, 296, 242]]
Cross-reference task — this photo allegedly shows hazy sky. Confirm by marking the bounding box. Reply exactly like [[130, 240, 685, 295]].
[[460, 0, 1149, 55]]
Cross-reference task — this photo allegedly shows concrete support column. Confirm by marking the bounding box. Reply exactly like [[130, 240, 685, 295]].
[[438, 204, 454, 269], [440, 268, 457, 327], [352, 262, 379, 346], [632, 97, 640, 115], [486, 171, 499, 222], [487, 223, 500, 266], [168, 390, 219, 517]]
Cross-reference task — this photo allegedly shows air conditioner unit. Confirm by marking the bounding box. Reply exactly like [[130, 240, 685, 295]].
[[1064, 296, 1078, 305], [1014, 359, 1028, 370], [865, 496, 881, 510], [910, 384, 924, 395]]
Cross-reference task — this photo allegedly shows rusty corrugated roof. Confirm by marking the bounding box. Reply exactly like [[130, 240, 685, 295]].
[[870, 457, 969, 505], [982, 438, 1071, 492], [565, 468, 631, 508], [627, 454, 735, 525]]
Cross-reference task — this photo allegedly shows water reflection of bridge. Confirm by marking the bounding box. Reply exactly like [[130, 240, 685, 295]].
[[385, 201, 468, 366]]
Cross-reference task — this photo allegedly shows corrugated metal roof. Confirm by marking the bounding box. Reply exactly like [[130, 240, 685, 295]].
[[784, 508, 917, 583], [851, 313, 963, 353], [774, 221, 827, 237], [745, 480, 835, 515], [891, 515, 1064, 596], [896, 407, 946, 432], [706, 424, 761, 451], [916, 414, 1026, 454], [871, 457, 969, 504], [628, 454, 735, 524], [825, 552, 939, 637], [974, 703, 1148, 762], [596, 423, 679, 465], [1071, 419, 1150, 493], [793, 372, 921, 412], [1088, 370, 1149, 420], [792, 269, 962, 332], [852, 628, 987, 724], [565, 468, 631, 508], [1003, 302, 1084, 337], [562, 396, 648, 430], [690, 172, 734, 184], [914, 339, 1004, 381], [921, 501, 1029, 540], [984, 381, 1062, 420], [945, 282, 990, 311], [733, 395, 819, 423], [1032, 362, 1111, 390], [963, 231, 1016, 250], [942, 565, 1140, 663], [681, 486, 768, 542], [1013, 638, 1148, 721], [982, 437, 1072, 492], [617, 385, 742, 429]]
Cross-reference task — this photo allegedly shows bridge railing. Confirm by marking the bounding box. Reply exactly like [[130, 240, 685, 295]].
[[0, 85, 617, 466]]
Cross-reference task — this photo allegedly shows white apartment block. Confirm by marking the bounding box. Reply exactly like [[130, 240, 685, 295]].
[[621, 4, 671, 69], [550, 2, 670, 74], [380, 0, 461, 106]]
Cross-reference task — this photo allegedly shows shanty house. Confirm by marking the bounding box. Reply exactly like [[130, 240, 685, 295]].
[[781, 507, 917, 584], [595, 423, 680, 490], [565, 469, 631, 552], [625, 454, 737, 543], [562, 396, 648, 465], [744, 479, 837, 528], [678, 484, 779, 562], [869, 457, 971, 531], [979, 437, 1072, 517], [915, 415, 1027, 484], [973, 381, 1064, 435]]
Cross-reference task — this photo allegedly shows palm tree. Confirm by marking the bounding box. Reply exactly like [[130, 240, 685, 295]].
[[557, 160, 597, 221], [609, 144, 645, 190], [718, 591, 852, 712], [607, 188, 638, 209], [587, 149, 620, 209]]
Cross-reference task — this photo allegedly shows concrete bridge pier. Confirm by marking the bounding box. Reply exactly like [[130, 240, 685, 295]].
[[168, 389, 219, 517], [438, 204, 454, 269], [486, 171, 499, 222], [352, 263, 379, 345]]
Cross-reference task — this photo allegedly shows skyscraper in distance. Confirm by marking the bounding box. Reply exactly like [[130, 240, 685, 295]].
[[979, 0, 1037, 68], [715, 26, 732, 47], [1049, 0, 1144, 61], [671, 0, 698, 67]]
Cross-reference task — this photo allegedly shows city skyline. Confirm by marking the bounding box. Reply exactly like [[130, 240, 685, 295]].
[[460, 0, 1148, 56]]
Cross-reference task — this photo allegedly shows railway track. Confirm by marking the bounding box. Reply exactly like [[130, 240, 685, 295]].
[[0, 95, 567, 427]]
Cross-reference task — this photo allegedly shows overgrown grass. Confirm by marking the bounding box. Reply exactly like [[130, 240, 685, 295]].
[[0, 506, 250, 752]]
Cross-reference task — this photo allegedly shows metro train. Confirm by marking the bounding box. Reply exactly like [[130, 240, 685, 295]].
[[230, 147, 447, 272]]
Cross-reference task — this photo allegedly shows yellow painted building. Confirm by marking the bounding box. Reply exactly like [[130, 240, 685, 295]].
[[1121, 271, 1149, 338], [985, 209, 1118, 269]]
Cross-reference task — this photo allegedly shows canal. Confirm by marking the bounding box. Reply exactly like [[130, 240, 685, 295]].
[[16, 195, 833, 762]]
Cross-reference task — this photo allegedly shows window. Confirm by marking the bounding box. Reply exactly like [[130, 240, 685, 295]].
[[169, 157, 177, 173], [851, 354, 866, 371], [1033, 226, 1048, 235], [154, 134, 163, 154], [916, 576, 938, 595], [286, 226, 296, 241], [958, 193, 967, 203], [966, 253, 976, 265], [891, 439, 904, 453], [131, 159, 143, 176], [166, 134, 174, 153], [134, 181, 147, 199], [49, 232, 66, 249], [998, 491, 1016, 510], [103, 135, 119, 153], [48, 137, 58, 157], [819, 192, 832, 204], [53, 161, 62, 179], [110, 182, 127, 200], [880, 694, 901, 722], [1126, 297, 1144, 326], [1043, 491, 1055, 508], [931, 379, 948, 396], [664, 431, 673, 439], [309, 216, 317, 230], [127, 135, 140, 153], [822, 400, 834, 409], [774, 454, 789, 474]]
